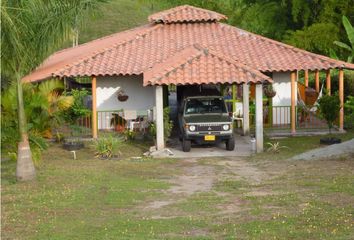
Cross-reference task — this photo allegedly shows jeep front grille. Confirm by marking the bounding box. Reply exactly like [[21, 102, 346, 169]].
[[196, 123, 222, 132]]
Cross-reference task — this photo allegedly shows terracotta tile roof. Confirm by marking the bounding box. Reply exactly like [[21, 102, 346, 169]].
[[23, 6, 354, 83], [148, 5, 227, 24], [144, 45, 271, 86]]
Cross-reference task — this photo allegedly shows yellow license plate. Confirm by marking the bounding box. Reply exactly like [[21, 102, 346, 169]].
[[204, 135, 215, 141]]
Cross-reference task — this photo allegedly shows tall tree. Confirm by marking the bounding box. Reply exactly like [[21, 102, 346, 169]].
[[1, 0, 104, 181]]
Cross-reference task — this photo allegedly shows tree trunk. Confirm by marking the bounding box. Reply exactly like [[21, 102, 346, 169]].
[[16, 75, 36, 181]]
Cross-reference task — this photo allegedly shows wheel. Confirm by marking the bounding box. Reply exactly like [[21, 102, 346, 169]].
[[226, 137, 235, 151], [182, 138, 191, 152]]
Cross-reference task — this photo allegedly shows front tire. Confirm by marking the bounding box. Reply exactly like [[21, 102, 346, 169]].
[[182, 138, 191, 152], [226, 137, 235, 151]]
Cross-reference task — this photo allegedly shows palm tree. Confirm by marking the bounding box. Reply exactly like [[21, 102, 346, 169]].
[[1, 0, 104, 181], [334, 16, 354, 63]]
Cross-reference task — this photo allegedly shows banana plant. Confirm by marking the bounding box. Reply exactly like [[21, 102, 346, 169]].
[[333, 16, 354, 63]]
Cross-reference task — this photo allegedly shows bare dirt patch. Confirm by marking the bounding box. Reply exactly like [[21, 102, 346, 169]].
[[143, 157, 274, 212]]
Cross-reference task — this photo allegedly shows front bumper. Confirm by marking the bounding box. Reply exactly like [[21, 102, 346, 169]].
[[185, 130, 233, 143]]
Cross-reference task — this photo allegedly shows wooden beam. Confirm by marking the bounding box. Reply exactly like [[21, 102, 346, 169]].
[[339, 69, 344, 131], [304, 70, 309, 87], [315, 70, 320, 92], [92, 76, 98, 139], [326, 69, 331, 95], [291, 71, 296, 134], [232, 84, 236, 112]]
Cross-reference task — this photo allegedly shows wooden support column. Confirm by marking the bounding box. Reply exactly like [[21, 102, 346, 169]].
[[242, 83, 250, 136], [92, 76, 98, 139], [232, 84, 236, 112], [155, 85, 165, 150], [291, 71, 296, 134], [315, 70, 320, 92], [339, 69, 344, 131], [326, 69, 331, 95], [304, 70, 309, 87], [255, 84, 263, 153]]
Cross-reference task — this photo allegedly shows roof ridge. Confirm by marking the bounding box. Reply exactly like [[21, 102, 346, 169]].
[[220, 23, 354, 70], [145, 45, 203, 83], [145, 44, 271, 85], [148, 4, 227, 23], [55, 24, 163, 76]]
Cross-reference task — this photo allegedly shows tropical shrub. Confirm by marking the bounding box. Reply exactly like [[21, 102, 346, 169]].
[[318, 94, 341, 133], [63, 89, 91, 124], [93, 135, 123, 159], [1, 80, 72, 164]]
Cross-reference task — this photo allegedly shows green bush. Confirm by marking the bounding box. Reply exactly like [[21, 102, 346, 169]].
[[149, 107, 174, 142], [344, 96, 354, 129], [63, 89, 91, 124], [318, 94, 341, 133], [93, 135, 123, 159]]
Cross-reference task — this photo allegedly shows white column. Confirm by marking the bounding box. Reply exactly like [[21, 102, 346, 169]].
[[242, 83, 250, 135], [155, 86, 165, 150], [255, 84, 263, 153]]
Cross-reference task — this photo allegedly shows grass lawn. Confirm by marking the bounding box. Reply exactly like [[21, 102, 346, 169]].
[[2, 133, 354, 239]]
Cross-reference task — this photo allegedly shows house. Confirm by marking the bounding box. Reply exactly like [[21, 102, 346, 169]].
[[23, 5, 354, 152]]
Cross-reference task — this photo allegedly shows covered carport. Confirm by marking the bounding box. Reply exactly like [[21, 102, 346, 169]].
[[144, 44, 272, 153]]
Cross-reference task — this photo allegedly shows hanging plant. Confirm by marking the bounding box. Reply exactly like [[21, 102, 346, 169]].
[[117, 89, 129, 102], [264, 85, 276, 98]]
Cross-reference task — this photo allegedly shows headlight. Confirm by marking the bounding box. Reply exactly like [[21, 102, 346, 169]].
[[223, 124, 230, 131], [189, 125, 196, 131]]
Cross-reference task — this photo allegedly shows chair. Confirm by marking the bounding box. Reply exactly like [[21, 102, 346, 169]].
[[123, 110, 137, 130]]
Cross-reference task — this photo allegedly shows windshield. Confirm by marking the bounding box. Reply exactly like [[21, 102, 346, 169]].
[[184, 97, 227, 115]]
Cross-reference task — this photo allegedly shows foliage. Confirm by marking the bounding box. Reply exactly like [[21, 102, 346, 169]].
[[333, 16, 354, 63], [163, 107, 174, 141], [1, 80, 73, 137], [1, 0, 104, 178], [148, 107, 174, 142], [318, 94, 341, 133], [266, 142, 289, 154], [344, 96, 354, 129], [110, 113, 126, 127], [1, 80, 70, 165], [63, 89, 91, 124], [93, 134, 123, 159], [123, 129, 136, 141]]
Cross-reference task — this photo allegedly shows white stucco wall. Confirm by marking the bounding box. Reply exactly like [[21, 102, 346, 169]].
[[271, 72, 297, 125], [96, 75, 155, 129]]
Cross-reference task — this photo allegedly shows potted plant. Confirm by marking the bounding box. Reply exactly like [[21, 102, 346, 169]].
[[110, 113, 126, 132], [318, 94, 341, 145], [264, 85, 276, 98]]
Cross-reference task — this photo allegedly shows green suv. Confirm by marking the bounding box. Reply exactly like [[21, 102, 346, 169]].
[[178, 96, 235, 152]]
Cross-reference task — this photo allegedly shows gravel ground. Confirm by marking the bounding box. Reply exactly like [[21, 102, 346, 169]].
[[291, 138, 354, 161]]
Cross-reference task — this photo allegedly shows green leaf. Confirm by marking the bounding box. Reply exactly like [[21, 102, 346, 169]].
[[342, 16, 354, 48], [333, 41, 352, 52]]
